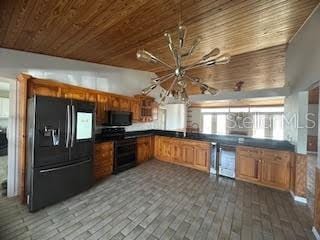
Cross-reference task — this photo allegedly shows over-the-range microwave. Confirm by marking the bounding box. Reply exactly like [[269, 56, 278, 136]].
[[104, 110, 132, 126]]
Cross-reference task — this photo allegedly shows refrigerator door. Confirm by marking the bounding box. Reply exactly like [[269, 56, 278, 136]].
[[69, 100, 95, 162], [32, 96, 70, 168], [28, 160, 92, 212]]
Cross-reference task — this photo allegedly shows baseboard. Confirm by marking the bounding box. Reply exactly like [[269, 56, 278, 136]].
[[290, 191, 308, 204], [313, 227, 320, 240]]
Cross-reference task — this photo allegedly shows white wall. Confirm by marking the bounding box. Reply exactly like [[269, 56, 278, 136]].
[[0, 48, 162, 98], [0, 48, 167, 132], [165, 104, 186, 131], [308, 104, 319, 136], [284, 92, 308, 154], [286, 6, 320, 91]]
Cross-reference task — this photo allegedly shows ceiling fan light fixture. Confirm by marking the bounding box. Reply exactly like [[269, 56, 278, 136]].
[[188, 37, 202, 56], [202, 48, 220, 60], [137, 21, 230, 105], [215, 53, 231, 64], [136, 50, 157, 64], [178, 25, 187, 48], [142, 84, 157, 95]]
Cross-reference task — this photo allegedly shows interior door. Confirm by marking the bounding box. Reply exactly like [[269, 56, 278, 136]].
[[33, 96, 70, 168], [69, 100, 95, 163]]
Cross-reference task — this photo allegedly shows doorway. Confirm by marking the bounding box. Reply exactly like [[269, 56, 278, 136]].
[[0, 81, 10, 197]]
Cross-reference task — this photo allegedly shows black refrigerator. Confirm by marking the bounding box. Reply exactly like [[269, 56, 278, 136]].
[[26, 96, 95, 212]]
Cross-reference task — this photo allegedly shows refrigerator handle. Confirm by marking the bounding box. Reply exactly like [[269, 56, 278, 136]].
[[71, 105, 76, 147], [66, 105, 71, 148]]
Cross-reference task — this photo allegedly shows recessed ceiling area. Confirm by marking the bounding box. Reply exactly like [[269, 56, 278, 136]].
[[0, 0, 318, 92]]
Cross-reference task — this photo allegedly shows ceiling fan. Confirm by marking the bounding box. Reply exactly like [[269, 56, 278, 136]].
[[136, 1, 231, 106]]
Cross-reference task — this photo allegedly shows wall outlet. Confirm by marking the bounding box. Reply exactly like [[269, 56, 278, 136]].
[[238, 138, 245, 144]]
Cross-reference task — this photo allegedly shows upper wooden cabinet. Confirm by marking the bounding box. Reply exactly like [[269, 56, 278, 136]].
[[61, 87, 87, 101], [28, 80, 60, 97], [130, 100, 140, 122], [236, 146, 292, 191], [109, 95, 120, 110], [26, 77, 159, 123], [96, 94, 109, 124], [119, 97, 130, 111], [134, 95, 157, 122]]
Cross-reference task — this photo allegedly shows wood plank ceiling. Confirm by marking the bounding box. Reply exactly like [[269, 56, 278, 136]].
[[0, 0, 318, 93]]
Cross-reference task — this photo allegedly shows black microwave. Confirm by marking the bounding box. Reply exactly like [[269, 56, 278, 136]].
[[104, 111, 132, 126]]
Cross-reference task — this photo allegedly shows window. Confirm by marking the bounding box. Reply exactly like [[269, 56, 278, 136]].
[[216, 114, 227, 135], [272, 114, 284, 140], [253, 114, 265, 138], [202, 114, 212, 134]]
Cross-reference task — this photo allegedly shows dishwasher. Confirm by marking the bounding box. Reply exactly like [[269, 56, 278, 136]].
[[219, 145, 236, 178]]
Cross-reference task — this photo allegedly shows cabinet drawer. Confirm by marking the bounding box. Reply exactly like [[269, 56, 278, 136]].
[[237, 147, 262, 158], [262, 150, 290, 160]]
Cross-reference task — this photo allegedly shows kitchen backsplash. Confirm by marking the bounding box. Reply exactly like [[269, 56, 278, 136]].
[[125, 119, 164, 132]]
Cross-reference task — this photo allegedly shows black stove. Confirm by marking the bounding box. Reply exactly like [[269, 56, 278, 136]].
[[97, 127, 126, 141], [96, 127, 137, 173]]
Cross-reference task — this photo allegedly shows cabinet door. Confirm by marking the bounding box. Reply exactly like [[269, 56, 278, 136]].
[[161, 138, 172, 161], [96, 94, 109, 123], [131, 100, 140, 122], [94, 142, 114, 180], [171, 141, 183, 163], [29, 82, 60, 97], [261, 157, 290, 190], [109, 96, 120, 110], [137, 137, 151, 164], [195, 147, 210, 170], [86, 92, 97, 102], [236, 155, 261, 182], [154, 136, 161, 159], [119, 97, 130, 111], [183, 144, 195, 165], [61, 88, 86, 100]]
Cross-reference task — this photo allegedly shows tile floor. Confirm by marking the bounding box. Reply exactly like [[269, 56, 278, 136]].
[[0, 160, 315, 240]]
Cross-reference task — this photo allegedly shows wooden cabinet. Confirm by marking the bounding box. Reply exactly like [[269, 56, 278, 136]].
[[61, 87, 87, 100], [194, 146, 210, 171], [109, 95, 120, 110], [86, 92, 97, 102], [131, 100, 140, 122], [171, 140, 183, 163], [182, 144, 195, 165], [236, 155, 261, 183], [154, 136, 210, 172], [261, 149, 291, 189], [28, 80, 60, 97], [134, 95, 156, 122], [94, 142, 114, 180], [137, 136, 152, 164], [96, 94, 109, 123], [236, 146, 292, 191], [119, 97, 130, 111]]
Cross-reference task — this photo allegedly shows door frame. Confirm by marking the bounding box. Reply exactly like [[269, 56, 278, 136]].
[[0, 77, 18, 197]]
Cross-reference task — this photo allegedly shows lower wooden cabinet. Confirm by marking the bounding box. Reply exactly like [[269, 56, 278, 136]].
[[236, 146, 291, 191], [137, 136, 153, 164], [154, 136, 210, 172], [94, 142, 114, 180]]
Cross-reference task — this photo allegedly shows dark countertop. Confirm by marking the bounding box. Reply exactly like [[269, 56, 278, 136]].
[[96, 129, 295, 152]]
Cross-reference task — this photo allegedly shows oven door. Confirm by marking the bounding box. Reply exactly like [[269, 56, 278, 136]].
[[114, 139, 137, 173]]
